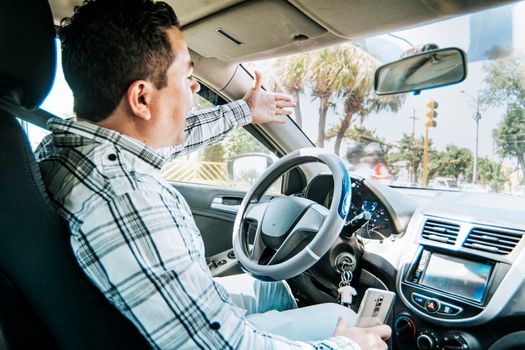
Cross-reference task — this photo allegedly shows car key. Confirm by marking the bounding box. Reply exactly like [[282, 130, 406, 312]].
[[338, 269, 357, 306]]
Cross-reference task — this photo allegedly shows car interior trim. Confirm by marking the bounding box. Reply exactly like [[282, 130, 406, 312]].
[[397, 209, 525, 326], [305, 246, 321, 260]]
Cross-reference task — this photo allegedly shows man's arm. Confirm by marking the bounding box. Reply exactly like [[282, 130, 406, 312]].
[[75, 189, 361, 349], [161, 71, 295, 160], [164, 100, 252, 159]]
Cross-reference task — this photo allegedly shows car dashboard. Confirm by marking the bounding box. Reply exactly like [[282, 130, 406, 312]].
[[305, 174, 416, 241], [301, 174, 525, 350]]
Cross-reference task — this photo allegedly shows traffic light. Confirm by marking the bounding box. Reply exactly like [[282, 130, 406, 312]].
[[425, 99, 438, 128]]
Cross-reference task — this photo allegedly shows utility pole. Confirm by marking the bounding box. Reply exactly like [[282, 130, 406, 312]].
[[408, 109, 418, 183], [423, 100, 438, 187], [473, 103, 481, 183], [423, 126, 429, 186], [409, 108, 417, 137], [461, 90, 482, 184]]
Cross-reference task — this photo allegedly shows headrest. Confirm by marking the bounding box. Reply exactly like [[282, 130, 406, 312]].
[[0, 0, 56, 110]]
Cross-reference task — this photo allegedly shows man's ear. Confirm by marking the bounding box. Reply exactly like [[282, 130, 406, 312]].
[[126, 80, 154, 121]]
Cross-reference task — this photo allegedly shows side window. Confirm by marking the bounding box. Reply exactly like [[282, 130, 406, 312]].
[[160, 85, 280, 192], [26, 38, 73, 149], [21, 121, 51, 150]]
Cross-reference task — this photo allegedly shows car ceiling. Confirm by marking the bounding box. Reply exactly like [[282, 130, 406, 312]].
[[49, 0, 519, 62]]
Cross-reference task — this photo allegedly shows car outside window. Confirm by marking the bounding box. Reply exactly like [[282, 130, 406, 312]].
[[244, 1, 525, 196]]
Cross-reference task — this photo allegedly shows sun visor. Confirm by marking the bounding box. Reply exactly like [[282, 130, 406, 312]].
[[182, 0, 326, 61], [289, 0, 519, 40]]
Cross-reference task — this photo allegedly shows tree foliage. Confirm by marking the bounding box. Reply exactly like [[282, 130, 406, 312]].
[[273, 44, 406, 153], [331, 45, 373, 155], [274, 54, 310, 127], [387, 134, 430, 182], [201, 129, 266, 163], [332, 45, 406, 155], [202, 144, 225, 162], [222, 128, 265, 160], [326, 125, 390, 159], [481, 54, 525, 109], [482, 54, 525, 182], [325, 125, 379, 144], [309, 47, 349, 147], [492, 104, 525, 181], [428, 145, 473, 186], [477, 157, 509, 192]]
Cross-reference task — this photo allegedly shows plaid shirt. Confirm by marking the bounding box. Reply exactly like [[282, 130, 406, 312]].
[[36, 100, 359, 350]]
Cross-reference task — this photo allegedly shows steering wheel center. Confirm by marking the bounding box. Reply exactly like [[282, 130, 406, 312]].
[[261, 197, 313, 249]]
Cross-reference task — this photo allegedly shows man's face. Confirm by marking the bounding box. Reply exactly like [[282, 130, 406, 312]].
[[149, 28, 200, 146]]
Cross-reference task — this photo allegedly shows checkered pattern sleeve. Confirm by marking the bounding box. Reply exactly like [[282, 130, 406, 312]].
[[165, 100, 252, 159], [75, 188, 360, 350]]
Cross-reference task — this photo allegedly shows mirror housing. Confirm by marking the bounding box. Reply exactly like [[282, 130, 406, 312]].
[[227, 153, 275, 186], [374, 48, 467, 95]]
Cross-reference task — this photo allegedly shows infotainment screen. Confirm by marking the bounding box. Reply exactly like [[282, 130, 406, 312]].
[[420, 253, 492, 302]]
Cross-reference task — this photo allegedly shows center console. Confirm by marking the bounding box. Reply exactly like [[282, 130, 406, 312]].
[[401, 247, 509, 320], [394, 246, 511, 349], [389, 208, 525, 350]]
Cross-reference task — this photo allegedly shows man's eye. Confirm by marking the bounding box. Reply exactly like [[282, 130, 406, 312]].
[[187, 75, 193, 80]]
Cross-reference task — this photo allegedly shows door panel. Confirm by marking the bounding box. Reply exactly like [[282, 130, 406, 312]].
[[171, 182, 246, 257]]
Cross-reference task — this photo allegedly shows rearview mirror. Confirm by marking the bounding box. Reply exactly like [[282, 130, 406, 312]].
[[374, 48, 467, 95]]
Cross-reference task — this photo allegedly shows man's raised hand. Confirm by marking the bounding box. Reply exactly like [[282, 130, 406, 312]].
[[242, 70, 295, 124]]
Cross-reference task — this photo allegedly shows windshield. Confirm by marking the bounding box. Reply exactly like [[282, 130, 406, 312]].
[[245, 2, 525, 196]]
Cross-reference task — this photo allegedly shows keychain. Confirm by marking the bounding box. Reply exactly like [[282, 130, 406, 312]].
[[338, 269, 357, 307]]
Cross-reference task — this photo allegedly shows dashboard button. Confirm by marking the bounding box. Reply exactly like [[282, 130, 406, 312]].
[[412, 293, 428, 308], [206, 259, 217, 269], [424, 299, 440, 314], [412, 270, 422, 282], [437, 303, 462, 315]]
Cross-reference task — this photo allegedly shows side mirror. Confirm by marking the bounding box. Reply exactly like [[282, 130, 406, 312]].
[[374, 48, 467, 95], [227, 153, 275, 187]]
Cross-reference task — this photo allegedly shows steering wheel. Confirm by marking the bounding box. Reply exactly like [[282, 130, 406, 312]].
[[232, 148, 352, 281]]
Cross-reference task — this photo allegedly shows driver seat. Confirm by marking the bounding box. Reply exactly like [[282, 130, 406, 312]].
[[0, 1, 148, 348]]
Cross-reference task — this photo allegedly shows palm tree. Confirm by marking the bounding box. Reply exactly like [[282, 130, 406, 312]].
[[310, 47, 347, 147], [326, 124, 382, 146], [274, 54, 310, 128], [332, 45, 405, 155], [330, 45, 374, 155]]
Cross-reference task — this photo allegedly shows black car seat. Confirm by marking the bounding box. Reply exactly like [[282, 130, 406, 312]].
[[0, 1, 149, 349]]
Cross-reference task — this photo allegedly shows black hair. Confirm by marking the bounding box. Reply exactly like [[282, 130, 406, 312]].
[[59, 0, 179, 122]]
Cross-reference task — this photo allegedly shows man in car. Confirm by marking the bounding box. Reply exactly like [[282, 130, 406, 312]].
[[36, 0, 390, 349]]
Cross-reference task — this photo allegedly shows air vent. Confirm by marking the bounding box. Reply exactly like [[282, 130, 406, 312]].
[[421, 219, 460, 245], [464, 227, 522, 255]]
